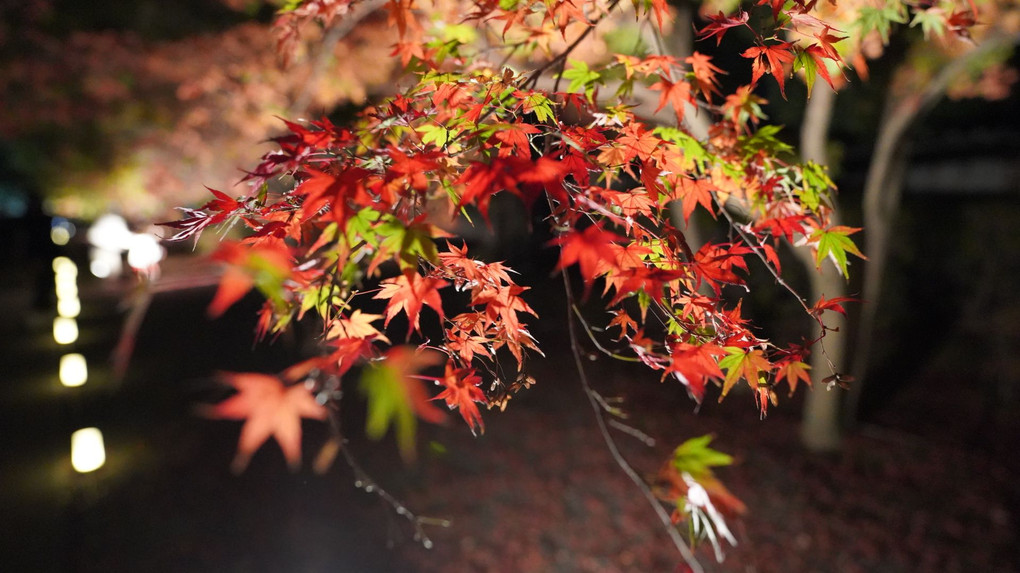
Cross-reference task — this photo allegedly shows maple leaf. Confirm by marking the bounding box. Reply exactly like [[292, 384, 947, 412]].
[[775, 358, 812, 396], [608, 266, 685, 306], [375, 270, 447, 337], [697, 10, 751, 46], [199, 188, 242, 223], [208, 241, 292, 318], [456, 158, 522, 219], [671, 176, 716, 223], [607, 309, 638, 340], [492, 122, 541, 158], [552, 224, 622, 295], [796, 44, 840, 96], [428, 362, 487, 435], [742, 41, 796, 98], [445, 322, 491, 363], [616, 123, 660, 163], [650, 75, 694, 124], [691, 243, 751, 294], [810, 294, 857, 317], [471, 283, 537, 341], [810, 225, 866, 278], [361, 347, 446, 461], [663, 342, 726, 402], [718, 348, 771, 400], [685, 52, 725, 101], [326, 309, 391, 344], [201, 372, 328, 473]]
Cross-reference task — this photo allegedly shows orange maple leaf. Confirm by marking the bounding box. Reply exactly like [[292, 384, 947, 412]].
[[429, 362, 487, 435], [374, 270, 447, 336], [650, 75, 694, 124], [326, 309, 391, 344], [201, 372, 328, 473]]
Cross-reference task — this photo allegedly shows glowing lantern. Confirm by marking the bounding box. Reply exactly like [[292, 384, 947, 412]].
[[55, 278, 78, 301], [59, 353, 88, 387], [53, 317, 78, 345], [57, 297, 81, 318], [71, 427, 106, 473]]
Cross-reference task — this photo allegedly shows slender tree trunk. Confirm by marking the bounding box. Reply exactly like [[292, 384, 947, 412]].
[[795, 86, 847, 452]]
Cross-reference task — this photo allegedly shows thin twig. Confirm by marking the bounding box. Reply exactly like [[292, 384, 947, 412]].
[[571, 304, 641, 362], [608, 419, 657, 447], [325, 404, 450, 549], [554, 224, 703, 572]]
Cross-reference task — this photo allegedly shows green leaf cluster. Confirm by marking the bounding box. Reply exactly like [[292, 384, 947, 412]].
[[672, 435, 733, 479]]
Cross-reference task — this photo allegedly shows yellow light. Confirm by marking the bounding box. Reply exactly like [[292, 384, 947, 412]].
[[57, 297, 81, 318], [55, 278, 78, 301], [71, 427, 106, 473], [52, 256, 77, 275], [50, 226, 71, 246], [53, 317, 79, 345], [59, 353, 88, 387]]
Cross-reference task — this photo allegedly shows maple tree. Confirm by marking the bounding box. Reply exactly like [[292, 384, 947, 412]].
[[160, 0, 987, 568]]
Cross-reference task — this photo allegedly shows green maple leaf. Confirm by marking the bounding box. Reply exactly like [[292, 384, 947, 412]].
[[856, 2, 907, 43], [672, 434, 734, 479], [718, 347, 771, 399], [811, 225, 865, 278], [560, 59, 600, 99]]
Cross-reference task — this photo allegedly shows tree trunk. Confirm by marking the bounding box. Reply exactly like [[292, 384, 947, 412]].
[[795, 86, 847, 452]]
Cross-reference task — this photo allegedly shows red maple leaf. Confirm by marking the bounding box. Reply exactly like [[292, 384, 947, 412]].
[[326, 309, 391, 344], [810, 294, 857, 317], [207, 241, 292, 318], [374, 270, 447, 336], [429, 362, 487, 435], [492, 122, 541, 158], [201, 372, 328, 473], [663, 341, 726, 402], [697, 10, 751, 46], [607, 309, 638, 340], [552, 223, 622, 294], [445, 322, 491, 363], [742, 41, 796, 98]]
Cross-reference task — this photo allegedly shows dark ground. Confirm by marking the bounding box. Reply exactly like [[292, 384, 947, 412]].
[[1, 243, 1018, 573]]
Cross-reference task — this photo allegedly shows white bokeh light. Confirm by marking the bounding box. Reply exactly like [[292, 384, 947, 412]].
[[59, 353, 88, 387], [53, 317, 78, 345], [126, 233, 165, 271], [57, 297, 81, 318], [71, 427, 106, 473]]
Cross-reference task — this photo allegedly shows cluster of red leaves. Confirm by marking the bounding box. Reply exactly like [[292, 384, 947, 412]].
[[168, 0, 882, 478]]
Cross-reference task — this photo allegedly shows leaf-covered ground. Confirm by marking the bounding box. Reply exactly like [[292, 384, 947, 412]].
[[392, 352, 1019, 572]]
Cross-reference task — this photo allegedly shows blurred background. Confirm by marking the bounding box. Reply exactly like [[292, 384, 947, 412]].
[[2, 1, 1019, 571]]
